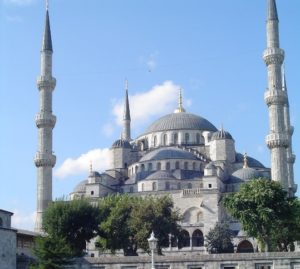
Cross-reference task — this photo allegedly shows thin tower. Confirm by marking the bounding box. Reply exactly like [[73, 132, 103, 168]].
[[263, 0, 296, 195], [34, 2, 56, 232], [122, 80, 131, 141]]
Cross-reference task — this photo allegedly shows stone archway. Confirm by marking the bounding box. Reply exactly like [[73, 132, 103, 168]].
[[237, 240, 254, 253], [178, 230, 190, 248], [192, 229, 204, 247]]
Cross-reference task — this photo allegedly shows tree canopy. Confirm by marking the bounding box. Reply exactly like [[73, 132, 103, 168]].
[[205, 222, 234, 253], [223, 178, 300, 251]]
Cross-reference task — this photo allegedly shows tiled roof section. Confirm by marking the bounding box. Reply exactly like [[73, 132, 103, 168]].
[[211, 129, 233, 141], [235, 153, 265, 168], [146, 171, 176, 180], [73, 180, 87, 193], [231, 167, 261, 181], [140, 147, 198, 162], [42, 10, 53, 51], [111, 139, 132, 149], [268, 0, 278, 21], [144, 112, 217, 134]]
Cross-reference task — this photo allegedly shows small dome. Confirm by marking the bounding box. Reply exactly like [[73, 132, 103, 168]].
[[73, 180, 87, 193], [144, 113, 217, 134], [146, 171, 176, 180], [140, 147, 198, 162], [235, 153, 265, 168], [205, 162, 216, 170], [111, 139, 132, 149], [232, 167, 260, 181], [211, 129, 233, 140]]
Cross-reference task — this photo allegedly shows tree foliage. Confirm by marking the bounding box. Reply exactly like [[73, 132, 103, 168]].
[[97, 195, 181, 255], [205, 222, 234, 253], [223, 178, 300, 251], [43, 198, 100, 256]]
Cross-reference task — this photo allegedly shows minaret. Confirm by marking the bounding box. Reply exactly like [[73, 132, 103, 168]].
[[282, 67, 296, 195], [122, 80, 131, 141], [34, 2, 56, 232], [263, 0, 291, 193]]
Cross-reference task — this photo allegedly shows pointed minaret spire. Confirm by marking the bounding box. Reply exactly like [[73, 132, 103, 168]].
[[267, 0, 278, 21], [42, 2, 53, 52], [263, 0, 296, 196], [174, 88, 186, 113], [34, 1, 56, 232], [122, 79, 131, 141]]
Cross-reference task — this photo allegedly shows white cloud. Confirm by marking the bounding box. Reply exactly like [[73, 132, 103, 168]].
[[257, 145, 266, 154], [55, 148, 110, 179], [5, 15, 23, 22], [3, 0, 36, 6], [112, 80, 180, 127], [102, 122, 115, 137], [11, 210, 36, 231]]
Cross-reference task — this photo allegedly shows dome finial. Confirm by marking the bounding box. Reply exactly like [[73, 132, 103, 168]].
[[243, 152, 248, 168], [174, 88, 186, 113], [46, 0, 49, 10]]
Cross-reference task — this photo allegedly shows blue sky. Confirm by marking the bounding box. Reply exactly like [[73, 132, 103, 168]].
[[0, 0, 299, 230]]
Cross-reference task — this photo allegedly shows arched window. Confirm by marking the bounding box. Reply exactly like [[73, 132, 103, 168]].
[[174, 133, 178, 144], [141, 183, 144, 192], [135, 165, 138, 174], [166, 162, 170, 170], [178, 230, 190, 248], [129, 186, 134, 193], [192, 229, 204, 247], [141, 164, 145, 172], [175, 161, 180, 169], [185, 133, 190, 144], [0, 217, 3, 227], [148, 163, 153, 171], [192, 162, 196, 170], [188, 183, 192, 189], [163, 134, 167, 146], [237, 240, 254, 253], [177, 182, 181, 190], [153, 136, 157, 147], [196, 133, 201, 144], [157, 162, 161, 170], [184, 162, 188, 170], [165, 182, 170, 190], [152, 182, 157, 191]]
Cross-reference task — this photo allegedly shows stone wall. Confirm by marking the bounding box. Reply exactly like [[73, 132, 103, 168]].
[[0, 228, 17, 269], [68, 252, 300, 269]]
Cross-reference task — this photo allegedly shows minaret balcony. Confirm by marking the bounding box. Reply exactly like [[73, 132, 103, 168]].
[[265, 133, 289, 149], [287, 154, 296, 164], [264, 90, 287, 106], [37, 76, 56, 91], [34, 152, 56, 167], [263, 47, 284, 65], [35, 113, 56, 128]]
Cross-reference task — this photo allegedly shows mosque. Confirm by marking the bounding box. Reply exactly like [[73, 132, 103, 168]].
[[34, 0, 296, 257]]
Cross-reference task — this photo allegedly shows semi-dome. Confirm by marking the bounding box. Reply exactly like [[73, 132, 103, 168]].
[[89, 171, 101, 178], [111, 139, 131, 149], [232, 167, 261, 181], [205, 162, 217, 170], [235, 153, 265, 168], [73, 180, 87, 193], [144, 112, 217, 134], [140, 147, 198, 162], [146, 171, 176, 180], [211, 129, 233, 140]]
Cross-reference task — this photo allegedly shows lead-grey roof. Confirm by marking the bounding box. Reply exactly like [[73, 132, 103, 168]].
[[268, 0, 278, 21], [140, 147, 198, 162], [42, 10, 53, 51], [146, 171, 176, 180], [144, 112, 217, 134], [231, 167, 261, 181], [73, 180, 87, 193], [235, 153, 265, 168], [111, 139, 132, 149], [211, 129, 233, 141]]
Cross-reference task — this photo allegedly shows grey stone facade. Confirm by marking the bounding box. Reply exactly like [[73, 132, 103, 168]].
[[0, 209, 17, 269]]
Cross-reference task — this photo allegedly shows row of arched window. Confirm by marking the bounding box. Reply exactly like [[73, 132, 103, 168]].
[[140, 182, 192, 192], [129, 161, 200, 176], [152, 132, 203, 147]]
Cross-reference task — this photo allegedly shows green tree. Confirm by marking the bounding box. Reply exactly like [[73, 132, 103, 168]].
[[96, 195, 181, 255], [205, 222, 234, 253], [31, 236, 74, 269], [129, 195, 182, 254], [43, 198, 100, 256], [223, 178, 300, 251], [97, 195, 139, 256]]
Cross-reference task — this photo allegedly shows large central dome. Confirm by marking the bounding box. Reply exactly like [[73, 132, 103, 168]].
[[144, 112, 217, 134]]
